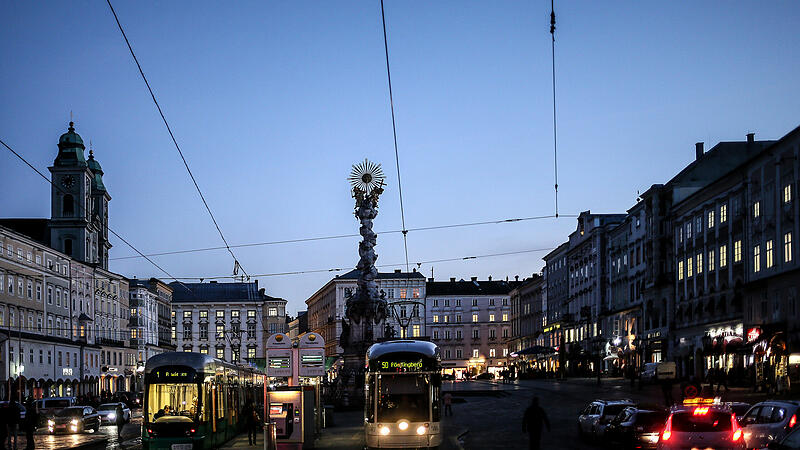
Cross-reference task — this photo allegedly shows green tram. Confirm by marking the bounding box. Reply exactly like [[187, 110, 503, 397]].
[[365, 340, 443, 449], [142, 352, 264, 450]]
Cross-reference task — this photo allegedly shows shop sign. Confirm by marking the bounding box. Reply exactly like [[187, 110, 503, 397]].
[[62, 368, 73, 376], [747, 327, 761, 343]]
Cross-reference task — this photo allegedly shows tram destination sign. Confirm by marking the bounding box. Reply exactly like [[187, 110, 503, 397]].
[[147, 366, 198, 383], [379, 358, 425, 372]]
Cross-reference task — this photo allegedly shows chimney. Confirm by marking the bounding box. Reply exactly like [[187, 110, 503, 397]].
[[394, 269, 401, 273], [428, 278, 434, 282], [747, 133, 755, 144], [470, 276, 478, 282], [695, 142, 704, 160], [515, 275, 519, 281], [450, 277, 456, 282], [412, 268, 416, 273], [488, 276, 492, 281]]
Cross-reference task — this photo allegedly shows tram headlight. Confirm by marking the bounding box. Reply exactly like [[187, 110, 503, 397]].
[[416, 424, 427, 435], [379, 425, 391, 436], [398, 420, 409, 431]]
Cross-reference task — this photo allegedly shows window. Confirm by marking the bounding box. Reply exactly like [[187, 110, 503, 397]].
[[456, 299, 461, 307], [268, 307, 278, 317], [472, 349, 479, 358], [216, 310, 225, 320], [489, 348, 496, 357], [433, 299, 439, 307], [456, 314, 462, 323], [720, 204, 727, 223], [47, 286, 52, 304], [784, 184, 793, 203], [697, 253, 703, 274], [696, 217, 702, 235], [183, 311, 192, 320], [489, 314, 495, 322], [199, 310, 208, 319], [677, 261, 684, 281], [786, 233, 794, 263], [686, 222, 692, 239], [472, 299, 478, 307], [231, 310, 240, 319], [247, 310, 256, 319], [708, 211, 715, 228], [433, 315, 439, 323], [216, 348, 225, 359], [708, 249, 715, 272], [766, 240, 774, 268], [456, 330, 462, 339], [171, 325, 176, 340], [472, 329, 479, 339], [502, 313, 508, 321], [503, 328, 509, 338], [472, 313, 478, 322], [216, 325, 224, 339], [443, 315, 449, 323], [753, 201, 760, 218], [734, 240, 742, 262], [503, 348, 509, 357], [8, 275, 14, 294], [412, 288, 420, 298], [444, 299, 449, 307], [456, 349, 463, 359], [489, 299, 495, 306], [399, 289, 407, 299], [248, 347, 256, 359], [231, 348, 240, 362], [445, 330, 451, 339], [412, 325, 420, 337], [183, 324, 191, 339], [247, 322, 256, 339], [687, 257, 693, 278], [199, 323, 208, 340], [754, 245, 761, 273], [489, 329, 496, 339], [720, 245, 728, 268], [433, 330, 439, 340]]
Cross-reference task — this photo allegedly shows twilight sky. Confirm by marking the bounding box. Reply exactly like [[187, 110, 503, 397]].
[[1, 1, 799, 315]]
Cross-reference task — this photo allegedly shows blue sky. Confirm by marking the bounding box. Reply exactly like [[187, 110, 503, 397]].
[[1, 1, 799, 314]]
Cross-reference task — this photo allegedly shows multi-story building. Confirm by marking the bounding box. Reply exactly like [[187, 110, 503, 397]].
[[264, 295, 288, 337], [0, 122, 133, 399], [542, 242, 569, 374], [426, 277, 517, 378], [305, 269, 425, 358], [170, 281, 285, 366], [128, 277, 173, 382], [288, 311, 308, 340], [508, 275, 550, 372]]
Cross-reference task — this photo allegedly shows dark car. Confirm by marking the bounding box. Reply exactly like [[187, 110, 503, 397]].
[[0, 401, 27, 421], [605, 406, 667, 449], [46, 406, 101, 434], [771, 423, 800, 449], [441, 373, 456, 381], [475, 372, 495, 380]]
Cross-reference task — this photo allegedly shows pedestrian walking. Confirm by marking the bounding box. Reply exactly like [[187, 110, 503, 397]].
[[23, 399, 37, 450], [443, 392, 453, 417], [242, 400, 259, 446], [115, 403, 125, 439], [661, 379, 674, 407], [522, 397, 550, 450], [6, 399, 19, 450]]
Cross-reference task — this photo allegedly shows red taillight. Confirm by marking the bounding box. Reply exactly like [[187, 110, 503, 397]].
[[190, 428, 196, 434], [731, 413, 743, 442], [789, 414, 797, 429], [662, 415, 672, 441], [693, 407, 710, 416], [146, 428, 154, 436]]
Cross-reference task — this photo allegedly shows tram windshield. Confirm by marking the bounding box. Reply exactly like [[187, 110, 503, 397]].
[[147, 383, 200, 424], [378, 374, 430, 422]]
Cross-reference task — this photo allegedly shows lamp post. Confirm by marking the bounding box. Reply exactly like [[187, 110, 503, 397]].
[[591, 335, 605, 386]]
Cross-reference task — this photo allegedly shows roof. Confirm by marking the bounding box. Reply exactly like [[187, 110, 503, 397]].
[[337, 269, 426, 280], [169, 281, 263, 303], [55, 122, 88, 168], [426, 279, 522, 296], [0, 219, 51, 245], [367, 340, 439, 361]]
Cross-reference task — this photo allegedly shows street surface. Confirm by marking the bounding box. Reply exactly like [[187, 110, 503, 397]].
[[25, 413, 142, 450]]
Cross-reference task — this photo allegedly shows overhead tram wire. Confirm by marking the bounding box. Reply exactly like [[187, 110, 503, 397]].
[[165, 246, 556, 281], [105, 0, 249, 280], [550, 0, 560, 217], [109, 213, 578, 261], [0, 137, 183, 285]]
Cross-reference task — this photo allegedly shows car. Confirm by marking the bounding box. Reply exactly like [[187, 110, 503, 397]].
[[0, 401, 27, 422], [47, 406, 101, 434], [769, 423, 800, 449], [441, 373, 455, 381], [657, 400, 745, 450], [725, 401, 752, 422], [577, 399, 636, 439], [112, 391, 142, 409], [740, 400, 800, 449], [605, 406, 667, 450], [97, 402, 131, 424], [34, 397, 77, 426], [640, 363, 659, 383], [475, 372, 494, 380]]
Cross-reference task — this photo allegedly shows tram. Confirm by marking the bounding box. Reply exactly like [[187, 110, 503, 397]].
[[142, 352, 264, 450], [365, 340, 443, 449]]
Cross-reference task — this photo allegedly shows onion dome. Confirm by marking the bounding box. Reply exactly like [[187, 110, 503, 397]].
[[54, 121, 88, 167]]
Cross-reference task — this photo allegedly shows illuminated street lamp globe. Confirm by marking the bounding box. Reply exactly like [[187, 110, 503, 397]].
[[348, 159, 386, 195]]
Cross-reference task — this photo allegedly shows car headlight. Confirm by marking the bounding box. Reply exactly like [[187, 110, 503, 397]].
[[47, 419, 55, 426], [398, 420, 409, 431], [108, 413, 116, 420], [71, 419, 79, 426], [379, 425, 390, 435], [416, 424, 427, 435]]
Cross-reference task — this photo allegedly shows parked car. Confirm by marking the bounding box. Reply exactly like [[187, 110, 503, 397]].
[[97, 402, 131, 424], [46, 406, 101, 434], [770, 424, 800, 449], [640, 363, 659, 383], [577, 399, 636, 439], [657, 402, 745, 449], [0, 401, 27, 422], [604, 406, 667, 449], [725, 401, 752, 421], [475, 372, 494, 380], [741, 400, 800, 449], [35, 397, 77, 425]]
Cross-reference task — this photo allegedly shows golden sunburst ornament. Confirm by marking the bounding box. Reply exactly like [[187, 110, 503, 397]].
[[348, 159, 386, 195]]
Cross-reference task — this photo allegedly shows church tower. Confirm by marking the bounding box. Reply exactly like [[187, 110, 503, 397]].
[[87, 149, 112, 269], [48, 122, 101, 266]]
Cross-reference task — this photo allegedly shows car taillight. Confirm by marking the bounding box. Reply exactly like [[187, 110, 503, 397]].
[[789, 414, 797, 430], [146, 428, 155, 437], [731, 414, 743, 442], [693, 406, 709, 416], [661, 415, 672, 441]]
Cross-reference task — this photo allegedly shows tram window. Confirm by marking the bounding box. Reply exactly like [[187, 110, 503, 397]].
[[378, 375, 430, 422], [147, 383, 200, 423]]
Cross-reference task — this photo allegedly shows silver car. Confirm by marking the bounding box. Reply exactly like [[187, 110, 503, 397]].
[[577, 399, 635, 439], [741, 400, 800, 449], [657, 404, 745, 450], [97, 402, 131, 424]]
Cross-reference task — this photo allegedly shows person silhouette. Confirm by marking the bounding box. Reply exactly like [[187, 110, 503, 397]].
[[522, 397, 551, 450]]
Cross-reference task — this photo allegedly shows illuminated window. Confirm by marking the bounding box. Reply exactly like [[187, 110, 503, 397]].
[[433, 315, 439, 323], [472, 313, 478, 322], [400, 289, 407, 299], [686, 222, 692, 239], [734, 240, 742, 262], [412, 288, 420, 298], [784, 184, 793, 203], [687, 258, 693, 277], [489, 348, 496, 357], [786, 232, 794, 262], [216, 348, 224, 359], [708, 249, 715, 272], [720, 245, 728, 267], [247, 310, 256, 319], [753, 245, 761, 273], [231, 310, 240, 319], [489, 314, 495, 322], [720, 204, 727, 223], [502, 313, 508, 321], [248, 347, 256, 359], [472, 349, 479, 358], [183, 311, 192, 319], [199, 310, 208, 319], [677, 261, 684, 281], [696, 253, 703, 274], [412, 325, 420, 337], [753, 201, 760, 218], [503, 348, 509, 357], [216, 325, 224, 339], [766, 240, 774, 268], [216, 310, 225, 320], [708, 210, 715, 229], [443, 315, 449, 323], [268, 307, 278, 317]]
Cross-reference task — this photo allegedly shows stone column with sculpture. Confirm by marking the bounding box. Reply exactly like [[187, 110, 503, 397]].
[[338, 159, 389, 407]]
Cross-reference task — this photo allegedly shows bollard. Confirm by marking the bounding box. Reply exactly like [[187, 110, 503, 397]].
[[263, 422, 277, 450]]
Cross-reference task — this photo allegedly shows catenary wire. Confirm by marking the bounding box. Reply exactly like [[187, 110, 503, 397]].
[[550, 0, 560, 217], [0, 137, 184, 286], [109, 213, 577, 261], [105, 0, 248, 279]]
